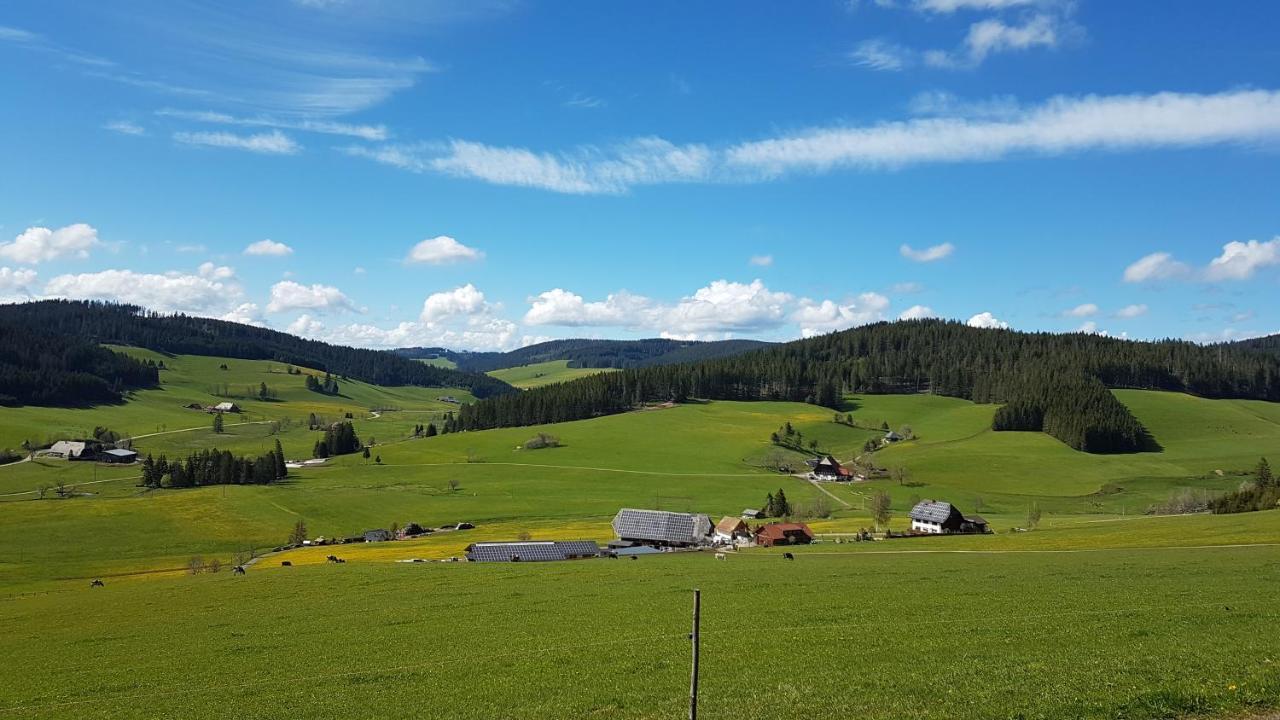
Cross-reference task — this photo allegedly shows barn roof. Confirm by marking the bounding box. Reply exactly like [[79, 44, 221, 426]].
[[465, 541, 600, 562], [909, 500, 958, 523], [755, 523, 814, 541], [715, 517, 748, 535], [103, 448, 137, 457], [50, 441, 87, 455], [612, 509, 712, 545]]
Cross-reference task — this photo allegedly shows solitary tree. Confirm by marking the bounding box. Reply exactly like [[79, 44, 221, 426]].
[[1257, 457, 1274, 487], [288, 518, 308, 546], [1026, 502, 1042, 530], [362, 447, 371, 460], [869, 491, 892, 530], [212, 413, 224, 434], [273, 439, 287, 479], [448, 479, 460, 492], [891, 466, 911, 486]]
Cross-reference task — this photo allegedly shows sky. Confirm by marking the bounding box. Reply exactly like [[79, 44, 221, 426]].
[[1, 0, 1278, 350]]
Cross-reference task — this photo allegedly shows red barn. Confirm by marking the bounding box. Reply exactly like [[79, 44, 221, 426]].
[[755, 522, 815, 547]]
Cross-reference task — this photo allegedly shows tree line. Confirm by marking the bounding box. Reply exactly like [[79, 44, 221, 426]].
[[398, 337, 771, 373], [0, 317, 159, 406], [454, 320, 1280, 454], [313, 421, 361, 458], [140, 440, 286, 488], [0, 300, 515, 403]]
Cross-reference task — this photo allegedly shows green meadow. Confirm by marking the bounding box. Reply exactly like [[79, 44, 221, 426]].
[[486, 358, 618, 388]]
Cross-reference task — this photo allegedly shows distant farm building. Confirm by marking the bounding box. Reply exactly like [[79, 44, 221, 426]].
[[363, 529, 394, 543], [437, 396, 460, 404], [612, 508, 713, 548], [101, 448, 138, 464], [808, 455, 852, 480], [883, 431, 904, 443], [714, 517, 752, 545], [211, 402, 241, 413], [908, 500, 989, 535], [465, 541, 601, 563], [48, 441, 93, 460], [755, 522, 815, 547], [741, 509, 766, 520]]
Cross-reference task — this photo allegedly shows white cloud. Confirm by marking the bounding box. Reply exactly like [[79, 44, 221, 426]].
[[1204, 238, 1280, 281], [420, 284, 489, 323], [1076, 320, 1098, 334], [287, 313, 326, 336], [524, 288, 650, 327], [900, 242, 954, 262], [221, 302, 264, 326], [0, 223, 100, 264], [794, 292, 890, 337], [1064, 303, 1098, 318], [405, 235, 483, 264], [158, 108, 387, 141], [266, 280, 355, 313], [749, 254, 774, 267], [105, 120, 145, 136], [43, 267, 243, 315], [898, 304, 936, 320], [174, 130, 301, 154], [848, 39, 912, 71], [665, 280, 793, 335], [1115, 304, 1148, 319], [0, 267, 38, 301], [966, 311, 1009, 329], [197, 262, 235, 280], [913, 0, 1039, 12], [1123, 252, 1192, 283], [244, 239, 294, 256], [963, 14, 1060, 64]]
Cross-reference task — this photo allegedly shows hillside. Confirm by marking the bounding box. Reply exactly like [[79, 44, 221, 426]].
[[395, 337, 772, 373], [1231, 332, 1280, 356], [456, 320, 1280, 453], [486, 360, 619, 389], [0, 301, 515, 405]]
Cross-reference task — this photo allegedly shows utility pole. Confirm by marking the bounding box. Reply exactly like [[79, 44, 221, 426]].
[[689, 588, 701, 720]]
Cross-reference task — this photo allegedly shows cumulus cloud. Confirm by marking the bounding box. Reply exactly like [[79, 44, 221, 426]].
[[665, 280, 793, 335], [221, 303, 264, 326], [405, 235, 483, 264], [197, 262, 235, 280], [420, 284, 490, 323], [0, 223, 100, 264], [749, 254, 774, 267], [0, 266, 38, 301], [174, 130, 300, 154], [1064, 303, 1098, 318], [244, 239, 294, 256], [1123, 252, 1192, 283], [794, 292, 891, 337], [1115, 304, 1148, 319], [266, 280, 356, 313], [966, 311, 1009, 329], [1204, 238, 1280, 281], [42, 267, 244, 315], [900, 242, 954, 262], [524, 288, 650, 327], [898, 304, 936, 320]]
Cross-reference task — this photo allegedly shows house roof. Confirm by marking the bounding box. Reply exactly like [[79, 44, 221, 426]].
[[214, 402, 238, 410], [715, 517, 749, 535], [465, 541, 600, 562], [964, 514, 988, 525], [755, 523, 814, 541], [742, 509, 762, 516], [103, 448, 137, 457], [884, 431, 903, 440], [909, 500, 960, 523], [815, 455, 840, 467], [50, 441, 87, 455], [612, 509, 712, 545]]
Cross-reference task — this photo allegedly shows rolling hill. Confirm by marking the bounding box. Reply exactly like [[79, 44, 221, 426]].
[[395, 337, 772, 373]]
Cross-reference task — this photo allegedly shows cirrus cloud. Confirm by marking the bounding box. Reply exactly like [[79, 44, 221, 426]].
[[900, 242, 954, 262]]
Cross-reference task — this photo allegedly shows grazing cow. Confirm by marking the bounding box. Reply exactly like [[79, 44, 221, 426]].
[[281, 560, 292, 567], [90, 579, 104, 587], [629, 555, 638, 561], [232, 566, 246, 575], [783, 552, 795, 560], [335, 558, 346, 564], [714, 553, 727, 561], [326, 555, 338, 563]]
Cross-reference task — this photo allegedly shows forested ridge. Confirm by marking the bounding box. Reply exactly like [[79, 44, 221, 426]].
[[0, 301, 515, 406], [457, 320, 1280, 454], [396, 338, 772, 373]]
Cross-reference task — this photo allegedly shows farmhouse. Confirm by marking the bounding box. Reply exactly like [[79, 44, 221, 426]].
[[211, 402, 241, 413], [713, 517, 752, 545], [363, 529, 393, 543], [101, 448, 138, 464], [741, 508, 766, 520], [808, 454, 852, 480], [909, 500, 990, 535], [884, 431, 904, 443], [755, 522, 814, 547], [612, 508, 713, 548], [465, 541, 601, 563], [48, 441, 93, 460]]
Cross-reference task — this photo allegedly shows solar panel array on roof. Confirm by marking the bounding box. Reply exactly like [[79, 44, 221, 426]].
[[611, 509, 712, 546], [909, 501, 956, 523], [465, 541, 601, 563]]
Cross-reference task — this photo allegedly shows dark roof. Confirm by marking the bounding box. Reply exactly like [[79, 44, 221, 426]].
[[612, 509, 712, 545], [909, 501, 958, 523], [964, 515, 988, 525], [465, 541, 600, 562]]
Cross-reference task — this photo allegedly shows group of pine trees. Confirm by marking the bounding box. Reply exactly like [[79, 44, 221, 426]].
[[412, 423, 438, 438], [140, 440, 286, 488], [455, 320, 1280, 454], [1209, 458, 1278, 514], [313, 421, 361, 458], [763, 489, 791, 517], [305, 372, 340, 396], [0, 318, 159, 406]]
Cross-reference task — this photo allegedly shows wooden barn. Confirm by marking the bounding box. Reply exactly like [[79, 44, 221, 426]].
[[713, 517, 752, 545], [808, 455, 851, 480], [612, 508, 713, 548], [755, 522, 815, 547]]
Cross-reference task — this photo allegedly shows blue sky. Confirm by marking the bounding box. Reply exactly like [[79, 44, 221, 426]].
[[1, 0, 1278, 350]]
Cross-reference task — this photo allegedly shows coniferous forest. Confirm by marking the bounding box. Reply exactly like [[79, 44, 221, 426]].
[[456, 321, 1280, 454], [0, 300, 515, 405]]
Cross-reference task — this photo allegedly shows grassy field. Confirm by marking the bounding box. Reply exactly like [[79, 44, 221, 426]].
[[487, 359, 617, 389], [0, 540, 1276, 720], [417, 356, 457, 369]]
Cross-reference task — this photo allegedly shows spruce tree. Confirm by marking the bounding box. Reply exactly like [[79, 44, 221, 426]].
[[273, 439, 287, 479]]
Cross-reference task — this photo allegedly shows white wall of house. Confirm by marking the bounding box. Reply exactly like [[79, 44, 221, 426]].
[[911, 519, 942, 534]]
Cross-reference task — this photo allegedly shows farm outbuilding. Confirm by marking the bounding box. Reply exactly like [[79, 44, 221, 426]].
[[909, 500, 990, 535], [101, 448, 138, 464], [211, 402, 241, 413], [612, 509, 713, 548], [363, 529, 393, 542], [714, 517, 752, 545], [465, 541, 601, 563], [755, 522, 815, 547], [48, 441, 93, 460]]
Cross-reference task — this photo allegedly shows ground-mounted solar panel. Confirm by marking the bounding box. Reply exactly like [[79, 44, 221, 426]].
[[465, 541, 601, 563]]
